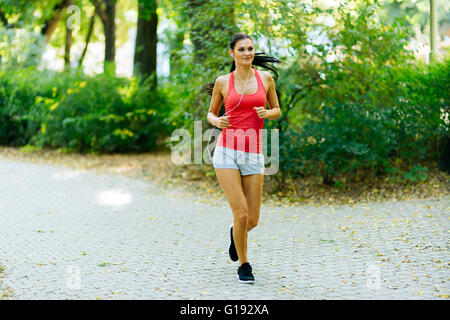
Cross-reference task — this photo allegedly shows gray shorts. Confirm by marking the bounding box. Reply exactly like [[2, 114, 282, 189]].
[[212, 146, 265, 176]]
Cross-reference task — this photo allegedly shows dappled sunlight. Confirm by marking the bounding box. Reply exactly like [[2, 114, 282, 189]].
[[50, 170, 87, 181], [96, 189, 133, 207], [114, 163, 138, 173]]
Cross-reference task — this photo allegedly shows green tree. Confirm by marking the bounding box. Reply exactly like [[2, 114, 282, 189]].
[[134, 0, 158, 88], [91, 0, 117, 74]]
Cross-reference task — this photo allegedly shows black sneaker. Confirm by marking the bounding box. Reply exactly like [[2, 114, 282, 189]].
[[229, 225, 238, 262], [237, 262, 255, 284]]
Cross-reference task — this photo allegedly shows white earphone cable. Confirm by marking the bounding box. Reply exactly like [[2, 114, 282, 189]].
[[207, 68, 252, 161]]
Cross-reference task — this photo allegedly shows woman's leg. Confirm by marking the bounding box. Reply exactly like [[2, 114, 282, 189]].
[[242, 173, 264, 232], [215, 168, 249, 265]]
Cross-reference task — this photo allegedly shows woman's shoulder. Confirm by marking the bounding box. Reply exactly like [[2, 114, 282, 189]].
[[215, 73, 231, 87], [217, 73, 232, 81], [257, 69, 273, 80], [256, 70, 275, 90]]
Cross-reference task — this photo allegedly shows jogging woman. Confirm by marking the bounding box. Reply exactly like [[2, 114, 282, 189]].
[[206, 33, 281, 283]]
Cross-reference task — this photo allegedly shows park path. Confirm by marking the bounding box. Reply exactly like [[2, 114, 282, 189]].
[[0, 158, 448, 299]]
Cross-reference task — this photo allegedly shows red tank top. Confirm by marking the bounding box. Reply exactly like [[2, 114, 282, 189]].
[[217, 68, 266, 153]]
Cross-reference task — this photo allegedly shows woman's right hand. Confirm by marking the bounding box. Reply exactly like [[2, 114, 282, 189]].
[[214, 115, 231, 129]]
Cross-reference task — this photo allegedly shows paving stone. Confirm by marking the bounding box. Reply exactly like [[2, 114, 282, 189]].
[[0, 159, 448, 299]]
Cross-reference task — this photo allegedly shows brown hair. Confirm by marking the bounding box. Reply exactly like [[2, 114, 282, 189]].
[[206, 32, 281, 95]]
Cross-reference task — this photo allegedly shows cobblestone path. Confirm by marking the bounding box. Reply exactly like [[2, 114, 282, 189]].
[[0, 159, 448, 299]]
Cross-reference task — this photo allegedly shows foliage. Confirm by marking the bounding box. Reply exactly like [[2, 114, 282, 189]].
[[0, 28, 46, 68], [278, 52, 449, 184], [0, 66, 169, 153], [261, 0, 448, 185], [379, 0, 450, 36], [0, 0, 449, 187]]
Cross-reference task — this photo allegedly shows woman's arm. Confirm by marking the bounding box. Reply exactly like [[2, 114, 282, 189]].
[[207, 76, 231, 129], [254, 72, 281, 120]]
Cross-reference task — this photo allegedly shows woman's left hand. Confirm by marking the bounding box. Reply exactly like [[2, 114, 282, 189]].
[[253, 106, 268, 119]]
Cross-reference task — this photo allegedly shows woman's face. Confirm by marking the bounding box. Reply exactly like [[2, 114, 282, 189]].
[[230, 38, 254, 66]]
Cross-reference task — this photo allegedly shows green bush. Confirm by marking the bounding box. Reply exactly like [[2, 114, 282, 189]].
[[0, 67, 42, 145], [0, 67, 170, 153], [283, 102, 396, 185], [389, 58, 449, 162], [277, 55, 449, 185]]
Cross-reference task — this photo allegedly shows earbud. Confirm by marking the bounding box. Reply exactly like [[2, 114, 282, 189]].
[[231, 53, 234, 58]]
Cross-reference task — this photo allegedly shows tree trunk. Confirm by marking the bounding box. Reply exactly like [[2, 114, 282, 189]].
[[78, 12, 96, 69], [42, 0, 71, 43], [64, 18, 72, 71], [429, 0, 438, 63], [104, 0, 116, 68], [64, 0, 73, 71], [92, 0, 116, 74], [133, 0, 158, 88]]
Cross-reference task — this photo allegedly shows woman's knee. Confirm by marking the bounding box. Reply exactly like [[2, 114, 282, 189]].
[[234, 206, 248, 228], [247, 218, 258, 231]]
